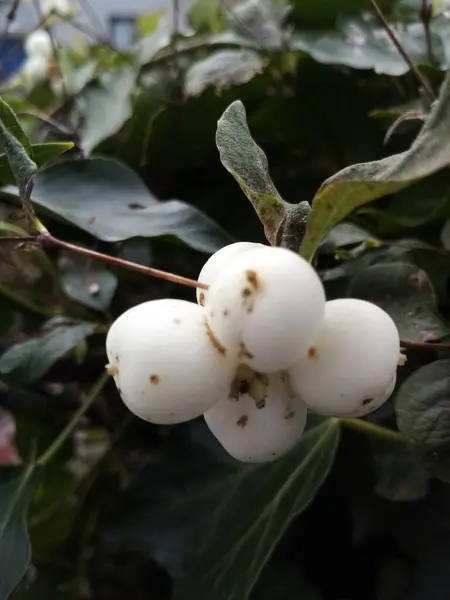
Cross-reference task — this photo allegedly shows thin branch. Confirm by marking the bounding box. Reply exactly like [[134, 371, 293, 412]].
[[37, 371, 109, 465], [400, 338, 450, 352], [420, 0, 435, 66], [369, 0, 436, 103]]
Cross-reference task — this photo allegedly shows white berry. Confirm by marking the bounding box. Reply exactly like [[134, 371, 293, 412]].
[[204, 369, 307, 463], [106, 299, 237, 425], [204, 246, 326, 373], [25, 30, 53, 60], [196, 241, 265, 306], [287, 298, 400, 417], [20, 57, 49, 88]]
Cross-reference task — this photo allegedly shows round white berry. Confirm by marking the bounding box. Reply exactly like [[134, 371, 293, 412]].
[[287, 298, 400, 417], [204, 369, 307, 463], [204, 246, 326, 373], [106, 299, 237, 425], [20, 57, 49, 88], [24, 30, 53, 60], [196, 241, 265, 306]]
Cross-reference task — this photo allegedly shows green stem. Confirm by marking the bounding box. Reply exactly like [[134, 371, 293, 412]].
[[0, 283, 56, 319], [339, 417, 405, 443], [37, 371, 109, 466]]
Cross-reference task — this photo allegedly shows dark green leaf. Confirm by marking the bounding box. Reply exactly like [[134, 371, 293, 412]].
[[0, 319, 95, 383], [370, 439, 430, 502], [104, 418, 339, 600], [80, 68, 136, 154], [293, 15, 445, 76], [0, 109, 36, 193], [27, 157, 232, 253], [60, 258, 117, 312], [0, 100, 32, 156], [0, 465, 42, 600], [185, 50, 267, 97], [395, 359, 450, 481], [320, 223, 371, 254], [0, 143, 73, 187], [347, 262, 448, 341], [216, 100, 286, 244], [300, 71, 450, 261]]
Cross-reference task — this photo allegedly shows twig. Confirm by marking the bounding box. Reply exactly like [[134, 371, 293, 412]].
[[420, 0, 435, 66], [37, 371, 109, 465], [0, 0, 21, 52], [0, 232, 208, 290], [400, 338, 450, 352], [369, 0, 436, 103]]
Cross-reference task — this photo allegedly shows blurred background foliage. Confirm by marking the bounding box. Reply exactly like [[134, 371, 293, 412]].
[[2, 0, 450, 598]]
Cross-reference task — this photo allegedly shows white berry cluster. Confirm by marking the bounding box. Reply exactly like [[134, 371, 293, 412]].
[[105, 243, 401, 463]]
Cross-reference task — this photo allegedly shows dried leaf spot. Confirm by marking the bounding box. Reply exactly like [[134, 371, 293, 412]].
[[150, 374, 160, 385], [362, 398, 373, 406], [128, 202, 146, 210], [236, 415, 248, 428], [205, 319, 227, 356], [246, 269, 259, 291], [199, 292, 205, 306], [308, 346, 318, 359]]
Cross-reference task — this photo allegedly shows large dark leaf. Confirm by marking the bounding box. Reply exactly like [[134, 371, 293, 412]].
[[0, 319, 95, 383], [26, 157, 232, 253], [395, 359, 450, 481], [103, 418, 339, 600], [0, 465, 42, 600], [347, 262, 449, 341], [300, 71, 450, 261]]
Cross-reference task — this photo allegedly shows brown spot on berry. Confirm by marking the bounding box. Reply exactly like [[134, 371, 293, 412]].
[[205, 319, 226, 356], [116, 355, 119, 363], [173, 318, 181, 324], [246, 269, 259, 291], [242, 287, 252, 298], [199, 292, 205, 306], [223, 309, 229, 317], [284, 408, 295, 420], [209, 311, 214, 318], [362, 398, 373, 406], [236, 415, 248, 428], [238, 342, 254, 361], [255, 398, 266, 409], [150, 374, 160, 385], [308, 346, 318, 359], [106, 363, 118, 376], [239, 380, 250, 395]]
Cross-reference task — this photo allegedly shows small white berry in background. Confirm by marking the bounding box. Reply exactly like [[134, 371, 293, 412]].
[[105, 299, 238, 425], [287, 298, 400, 418], [196, 241, 265, 306], [204, 368, 307, 463], [42, 0, 75, 18], [204, 246, 326, 373], [20, 56, 49, 89], [24, 30, 53, 61]]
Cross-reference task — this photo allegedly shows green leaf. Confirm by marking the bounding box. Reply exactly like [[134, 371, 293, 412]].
[[26, 157, 232, 253], [395, 359, 450, 481], [137, 10, 165, 35], [0, 100, 32, 156], [0, 102, 37, 195], [0, 465, 42, 600], [347, 262, 448, 341], [0, 319, 96, 383], [185, 50, 268, 97], [300, 71, 450, 261], [60, 259, 117, 312], [0, 143, 74, 186], [293, 15, 445, 76], [79, 68, 136, 154], [104, 418, 339, 600], [216, 100, 286, 244], [188, 0, 224, 32]]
